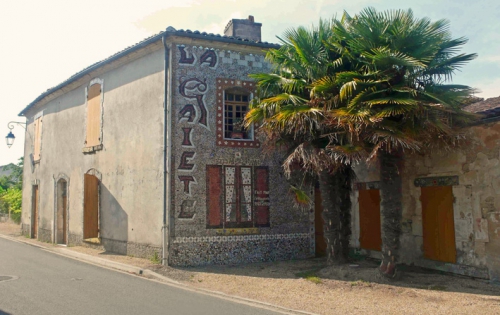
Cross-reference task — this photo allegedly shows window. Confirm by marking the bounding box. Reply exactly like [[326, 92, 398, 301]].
[[84, 79, 103, 152], [206, 165, 270, 228], [224, 91, 250, 139], [33, 111, 43, 162], [216, 78, 260, 148]]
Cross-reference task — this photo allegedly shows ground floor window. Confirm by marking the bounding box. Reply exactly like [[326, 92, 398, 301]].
[[206, 165, 270, 228]]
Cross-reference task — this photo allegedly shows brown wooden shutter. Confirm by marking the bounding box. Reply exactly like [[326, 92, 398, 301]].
[[86, 84, 101, 147], [206, 165, 223, 227], [421, 186, 456, 263], [83, 174, 99, 239], [33, 117, 42, 161], [254, 167, 270, 227]]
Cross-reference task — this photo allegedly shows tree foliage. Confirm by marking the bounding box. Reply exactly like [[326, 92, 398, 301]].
[[0, 157, 23, 223]]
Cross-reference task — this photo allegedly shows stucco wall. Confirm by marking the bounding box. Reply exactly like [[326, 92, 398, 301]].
[[21, 48, 165, 257], [168, 40, 312, 266], [352, 120, 500, 281]]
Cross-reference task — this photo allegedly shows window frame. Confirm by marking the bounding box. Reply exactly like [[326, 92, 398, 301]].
[[216, 78, 260, 148], [33, 111, 43, 162], [83, 78, 104, 153], [206, 164, 270, 229]]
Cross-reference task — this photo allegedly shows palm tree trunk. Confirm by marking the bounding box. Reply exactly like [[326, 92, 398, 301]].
[[319, 167, 352, 264], [379, 150, 403, 278]]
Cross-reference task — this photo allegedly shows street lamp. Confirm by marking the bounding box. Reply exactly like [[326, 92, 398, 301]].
[[5, 121, 26, 148]]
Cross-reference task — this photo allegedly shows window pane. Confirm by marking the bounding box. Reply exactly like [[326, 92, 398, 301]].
[[242, 95, 248, 102]]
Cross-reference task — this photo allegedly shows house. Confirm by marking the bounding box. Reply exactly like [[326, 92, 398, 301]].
[[18, 13, 500, 281], [18, 16, 314, 266], [351, 96, 500, 281]]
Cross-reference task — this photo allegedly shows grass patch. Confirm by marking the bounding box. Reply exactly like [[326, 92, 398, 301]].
[[150, 251, 161, 264], [295, 269, 322, 284]]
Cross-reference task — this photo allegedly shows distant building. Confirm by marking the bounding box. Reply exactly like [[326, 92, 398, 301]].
[[0, 164, 14, 179]]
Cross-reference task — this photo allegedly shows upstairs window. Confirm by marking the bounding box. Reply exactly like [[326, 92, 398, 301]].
[[216, 78, 260, 148], [224, 90, 251, 140], [84, 79, 103, 152]]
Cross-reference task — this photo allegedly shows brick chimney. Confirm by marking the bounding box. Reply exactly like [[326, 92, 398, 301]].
[[224, 15, 262, 42]]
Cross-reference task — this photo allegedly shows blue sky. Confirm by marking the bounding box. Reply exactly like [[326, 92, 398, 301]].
[[1, 0, 498, 165]]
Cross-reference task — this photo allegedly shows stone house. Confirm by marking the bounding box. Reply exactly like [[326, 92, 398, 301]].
[[18, 17, 314, 266], [17, 13, 500, 281], [351, 96, 500, 282]]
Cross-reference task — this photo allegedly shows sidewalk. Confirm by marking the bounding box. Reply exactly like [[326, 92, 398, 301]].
[[1, 222, 500, 315]]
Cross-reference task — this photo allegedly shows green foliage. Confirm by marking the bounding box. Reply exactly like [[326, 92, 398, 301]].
[[0, 157, 23, 223], [150, 251, 161, 264], [295, 269, 322, 284], [0, 188, 22, 223]]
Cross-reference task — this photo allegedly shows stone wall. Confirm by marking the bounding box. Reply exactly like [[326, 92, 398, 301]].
[[352, 120, 500, 280]]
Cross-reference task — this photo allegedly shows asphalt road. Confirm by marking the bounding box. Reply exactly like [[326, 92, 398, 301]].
[[0, 237, 282, 315]]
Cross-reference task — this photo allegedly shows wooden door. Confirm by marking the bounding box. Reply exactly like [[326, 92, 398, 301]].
[[314, 187, 326, 256], [62, 190, 67, 244], [32, 185, 39, 239], [358, 189, 382, 251], [421, 186, 456, 263], [57, 180, 68, 244], [83, 174, 99, 239]]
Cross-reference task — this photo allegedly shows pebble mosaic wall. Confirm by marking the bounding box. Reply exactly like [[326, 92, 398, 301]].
[[170, 42, 312, 266]]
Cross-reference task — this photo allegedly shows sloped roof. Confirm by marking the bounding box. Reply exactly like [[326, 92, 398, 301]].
[[0, 164, 13, 178], [19, 27, 279, 117], [463, 96, 500, 118]]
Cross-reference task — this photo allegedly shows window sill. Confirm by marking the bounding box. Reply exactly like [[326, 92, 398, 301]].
[[215, 227, 260, 236], [82, 144, 103, 154]]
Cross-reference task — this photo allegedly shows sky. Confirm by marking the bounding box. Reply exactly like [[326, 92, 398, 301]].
[[1, 0, 499, 166]]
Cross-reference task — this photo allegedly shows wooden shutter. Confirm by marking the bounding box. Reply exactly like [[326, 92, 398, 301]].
[[206, 165, 223, 227], [84, 174, 99, 239], [33, 116, 42, 161], [86, 84, 101, 147], [254, 167, 270, 227], [421, 186, 456, 263]]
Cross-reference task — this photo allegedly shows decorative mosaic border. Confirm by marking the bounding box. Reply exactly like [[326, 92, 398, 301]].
[[414, 176, 459, 187], [173, 233, 309, 243], [216, 78, 260, 148]]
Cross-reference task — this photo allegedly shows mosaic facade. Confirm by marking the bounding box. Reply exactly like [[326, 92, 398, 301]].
[[170, 42, 311, 266]]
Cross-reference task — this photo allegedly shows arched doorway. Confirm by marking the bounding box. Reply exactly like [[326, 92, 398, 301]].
[[56, 179, 68, 244]]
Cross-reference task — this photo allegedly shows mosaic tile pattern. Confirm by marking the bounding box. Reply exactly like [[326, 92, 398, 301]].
[[170, 237, 311, 267], [173, 233, 309, 243]]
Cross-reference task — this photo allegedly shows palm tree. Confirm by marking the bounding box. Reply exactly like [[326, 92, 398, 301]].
[[329, 8, 477, 277], [246, 20, 363, 264]]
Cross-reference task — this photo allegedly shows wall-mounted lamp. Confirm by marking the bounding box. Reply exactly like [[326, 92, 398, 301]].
[[6, 121, 26, 148]]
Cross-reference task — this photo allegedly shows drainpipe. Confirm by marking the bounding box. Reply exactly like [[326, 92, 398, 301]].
[[162, 34, 171, 266]]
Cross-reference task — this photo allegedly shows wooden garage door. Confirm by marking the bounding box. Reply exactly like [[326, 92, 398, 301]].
[[421, 186, 456, 263], [83, 174, 99, 239], [358, 189, 382, 251]]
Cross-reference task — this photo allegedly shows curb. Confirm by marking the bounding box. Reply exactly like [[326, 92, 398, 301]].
[[0, 232, 316, 315]]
